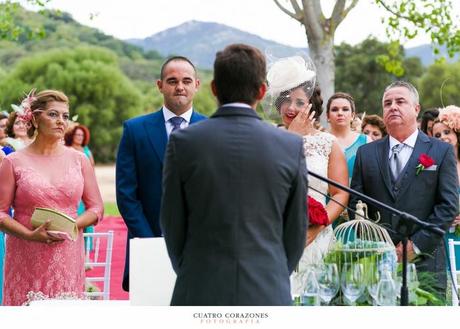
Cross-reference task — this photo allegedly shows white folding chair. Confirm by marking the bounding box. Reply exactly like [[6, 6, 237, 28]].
[[83, 230, 114, 300], [448, 238, 460, 306]]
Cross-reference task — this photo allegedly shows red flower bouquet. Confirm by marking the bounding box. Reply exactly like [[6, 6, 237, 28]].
[[307, 196, 329, 226], [416, 154, 435, 175]]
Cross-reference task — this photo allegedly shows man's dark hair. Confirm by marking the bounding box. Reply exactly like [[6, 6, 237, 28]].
[[160, 56, 196, 80], [213, 44, 266, 105]]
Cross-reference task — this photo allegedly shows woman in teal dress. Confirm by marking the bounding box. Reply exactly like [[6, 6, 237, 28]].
[[326, 92, 370, 181], [326, 93, 369, 231], [64, 124, 96, 251], [432, 106, 460, 272]]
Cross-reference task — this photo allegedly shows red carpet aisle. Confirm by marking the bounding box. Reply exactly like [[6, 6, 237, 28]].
[[86, 216, 129, 300]]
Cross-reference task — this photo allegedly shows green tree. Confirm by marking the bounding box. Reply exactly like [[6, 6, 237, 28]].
[[0, 4, 163, 69], [0, 46, 144, 162], [335, 37, 424, 115], [274, 0, 459, 120], [0, 0, 48, 41], [194, 82, 217, 117], [418, 61, 460, 109]]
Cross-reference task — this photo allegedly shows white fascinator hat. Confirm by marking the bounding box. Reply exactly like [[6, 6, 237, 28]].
[[267, 56, 316, 98], [263, 51, 316, 118]]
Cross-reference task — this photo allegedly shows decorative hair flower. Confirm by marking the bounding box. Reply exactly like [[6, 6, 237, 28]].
[[307, 196, 329, 226], [10, 89, 38, 123], [438, 105, 460, 132], [416, 153, 435, 175]]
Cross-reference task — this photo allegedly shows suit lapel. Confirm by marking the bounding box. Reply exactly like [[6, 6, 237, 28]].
[[396, 132, 432, 198], [190, 110, 202, 124], [144, 109, 168, 163], [376, 136, 395, 199]]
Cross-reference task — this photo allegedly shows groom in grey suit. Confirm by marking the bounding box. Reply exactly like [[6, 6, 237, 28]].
[[350, 81, 458, 294], [160, 44, 308, 305]]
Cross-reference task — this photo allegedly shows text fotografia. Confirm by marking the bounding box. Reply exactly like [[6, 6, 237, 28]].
[[193, 312, 269, 324]]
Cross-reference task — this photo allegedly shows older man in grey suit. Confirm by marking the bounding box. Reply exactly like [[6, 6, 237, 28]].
[[160, 44, 308, 306], [350, 81, 458, 295]]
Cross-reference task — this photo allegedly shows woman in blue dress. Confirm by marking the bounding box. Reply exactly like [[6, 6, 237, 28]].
[[326, 92, 370, 182], [432, 106, 460, 274], [64, 124, 96, 251], [0, 111, 13, 305]]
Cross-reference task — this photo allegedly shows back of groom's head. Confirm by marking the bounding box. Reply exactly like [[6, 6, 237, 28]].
[[212, 44, 266, 106]]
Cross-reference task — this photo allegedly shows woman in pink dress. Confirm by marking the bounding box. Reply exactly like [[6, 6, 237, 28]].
[[0, 90, 104, 306]]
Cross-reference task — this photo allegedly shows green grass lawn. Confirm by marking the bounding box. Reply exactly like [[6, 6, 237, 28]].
[[104, 202, 120, 216]]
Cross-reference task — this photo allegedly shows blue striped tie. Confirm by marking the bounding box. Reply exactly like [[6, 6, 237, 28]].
[[169, 116, 185, 132]]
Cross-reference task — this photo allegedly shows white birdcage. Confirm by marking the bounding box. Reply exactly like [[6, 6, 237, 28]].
[[324, 200, 397, 301], [333, 200, 395, 253]]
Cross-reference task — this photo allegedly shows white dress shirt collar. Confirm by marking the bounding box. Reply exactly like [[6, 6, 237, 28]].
[[388, 129, 419, 160], [389, 129, 419, 150], [221, 102, 252, 109], [162, 106, 193, 123]]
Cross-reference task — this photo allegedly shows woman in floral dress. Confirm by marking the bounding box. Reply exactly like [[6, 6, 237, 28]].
[[0, 90, 103, 305]]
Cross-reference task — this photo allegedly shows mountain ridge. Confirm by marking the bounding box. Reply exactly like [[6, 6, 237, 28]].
[[127, 20, 458, 69], [127, 20, 307, 69]]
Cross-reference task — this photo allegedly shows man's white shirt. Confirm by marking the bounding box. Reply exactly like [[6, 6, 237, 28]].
[[163, 106, 193, 137], [388, 129, 419, 170]]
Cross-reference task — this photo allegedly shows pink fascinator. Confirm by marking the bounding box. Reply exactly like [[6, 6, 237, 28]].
[[11, 89, 38, 123], [438, 105, 460, 132]]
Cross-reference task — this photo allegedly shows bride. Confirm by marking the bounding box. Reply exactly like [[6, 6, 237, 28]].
[[266, 56, 349, 295]]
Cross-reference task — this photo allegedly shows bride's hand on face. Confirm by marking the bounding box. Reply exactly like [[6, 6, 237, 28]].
[[453, 214, 460, 226], [288, 104, 316, 136], [306, 224, 325, 246]]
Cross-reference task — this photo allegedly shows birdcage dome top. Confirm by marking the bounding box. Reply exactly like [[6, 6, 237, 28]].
[[333, 200, 395, 252]]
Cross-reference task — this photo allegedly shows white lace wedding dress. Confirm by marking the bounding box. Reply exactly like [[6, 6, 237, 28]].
[[291, 131, 337, 296]]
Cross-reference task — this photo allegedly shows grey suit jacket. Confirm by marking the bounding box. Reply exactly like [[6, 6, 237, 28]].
[[160, 106, 308, 306], [350, 131, 458, 290]]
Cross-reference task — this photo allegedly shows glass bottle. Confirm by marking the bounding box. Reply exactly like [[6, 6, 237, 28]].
[[376, 263, 397, 306], [302, 269, 320, 306]]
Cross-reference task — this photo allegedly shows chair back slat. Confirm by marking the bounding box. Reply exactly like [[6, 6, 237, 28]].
[[448, 239, 460, 306], [83, 230, 114, 300]]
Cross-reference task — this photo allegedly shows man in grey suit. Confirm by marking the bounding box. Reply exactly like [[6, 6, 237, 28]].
[[160, 44, 308, 306], [350, 81, 458, 294]]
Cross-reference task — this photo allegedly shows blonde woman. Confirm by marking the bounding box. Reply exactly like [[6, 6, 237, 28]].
[[0, 90, 103, 305]]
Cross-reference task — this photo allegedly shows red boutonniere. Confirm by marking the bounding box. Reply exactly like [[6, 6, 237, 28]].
[[416, 153, 435, 175], [307, 196, 329, 226]]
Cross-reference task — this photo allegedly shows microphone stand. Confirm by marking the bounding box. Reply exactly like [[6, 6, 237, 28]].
[[307, 170, 445, 306]]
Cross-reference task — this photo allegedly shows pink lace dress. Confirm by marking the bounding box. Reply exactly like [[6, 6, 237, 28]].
[[0, 147, 103, 306]]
